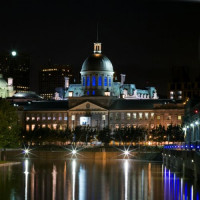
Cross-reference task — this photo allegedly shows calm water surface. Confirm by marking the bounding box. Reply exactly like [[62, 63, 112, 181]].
[[0, 159, 199, 200]]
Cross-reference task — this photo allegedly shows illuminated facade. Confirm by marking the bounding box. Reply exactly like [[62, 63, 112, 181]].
[[0, 51, 30, 92], [0, 74, 15, 98], [39, 64, 74, 99]]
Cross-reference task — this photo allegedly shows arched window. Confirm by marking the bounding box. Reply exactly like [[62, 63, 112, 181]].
[[87, 76, 90, 86], [104, 77, 107, 86], [109, 77, 111, 87], [92, 76, 96, 86], [98, 76, 102, 86], [83, 77, 85, 86]]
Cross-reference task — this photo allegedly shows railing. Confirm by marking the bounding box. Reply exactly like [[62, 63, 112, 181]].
[[164, 142, 200, 151]]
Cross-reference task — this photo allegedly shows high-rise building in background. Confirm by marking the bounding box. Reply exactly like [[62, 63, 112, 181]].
[[39, 64, 74, 99], [0, 51, 30, 92], [167, 66, 200, 100]]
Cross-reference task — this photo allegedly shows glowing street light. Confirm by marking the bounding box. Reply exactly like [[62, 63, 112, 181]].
[[124, 150, 129, 156], [72, 149, 77, 155], [11, 51, 17, 56]]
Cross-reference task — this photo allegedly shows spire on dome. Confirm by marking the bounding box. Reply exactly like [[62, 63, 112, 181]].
[[93, 23, 101, 54]]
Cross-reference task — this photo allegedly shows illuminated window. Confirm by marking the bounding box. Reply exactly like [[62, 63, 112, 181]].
[[31, 116, 35, 121], [72, 115, 75, 120], [157, 116, 160, 120], [127, 113, 131, 120], [26, 125, 30, 131], [64, 114, 67, 120], [127, 124, 131, 128], [151, 124, 154, 129], [87, 76, 90, 86], [104, 77, 107, 86], [133, 113, 137, 119], [145, 113, 148, 120], [151, 113, 154, 120], [115, 124, 119, 129], [31, 124, 35, 131], [53, 124, 57, 130], [42, 114, 46, 120], [178, 115, 182, 120], [133, 124, 137, 128], [92, 90, 95, 95], [98, 76, 102, 86], [87, 91, 89, 95], [69, 91, 73, 97], [83, 77, 85, 86], [42, 124, 46, 128], [121, 124, 124, 128], [53, 114, 56, 120], [92, 76, 96, 86], [167, 115, 171, 120], [109, 77, 111, 87], [139, 113, 143, 120], [102, 115, 106, 120], [26, 116, 30, 121]]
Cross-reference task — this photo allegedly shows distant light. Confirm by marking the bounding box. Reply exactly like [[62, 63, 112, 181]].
[[23, 149, 30, 155], [72, 150, 77, 155], [190, 123, 194, 127], [11, 51, 17, 56], [195, 121, 199, 125]]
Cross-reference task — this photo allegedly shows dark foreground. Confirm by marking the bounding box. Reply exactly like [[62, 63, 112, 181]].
[[0, 158, 199, 200]]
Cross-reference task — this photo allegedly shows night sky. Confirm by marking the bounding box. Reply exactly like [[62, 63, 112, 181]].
[[0, 0, 200, 96]]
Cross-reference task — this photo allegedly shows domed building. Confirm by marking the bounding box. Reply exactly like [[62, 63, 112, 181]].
[[0, 74, 15, 98], [61, 42, 158, 99]]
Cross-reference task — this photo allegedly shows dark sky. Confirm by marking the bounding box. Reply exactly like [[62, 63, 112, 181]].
[[0, 0, 200, 96]]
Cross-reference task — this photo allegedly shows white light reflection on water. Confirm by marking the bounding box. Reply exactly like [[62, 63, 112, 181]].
[[124, 160, 129, 200], [79, 166, 86, 200], [52, 165, 57, 200], [24, 159, 29, 200], [72, 159, 76, 200]]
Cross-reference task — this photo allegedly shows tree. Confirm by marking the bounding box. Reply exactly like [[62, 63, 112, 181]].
[[0, 99, 21, 149], [97, 127, 112, 146]]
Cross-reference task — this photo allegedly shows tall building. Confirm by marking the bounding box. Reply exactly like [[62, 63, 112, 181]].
[[0, 51, 30, 92], [168, 66, 200, 100], [39, 64, 74, 99]]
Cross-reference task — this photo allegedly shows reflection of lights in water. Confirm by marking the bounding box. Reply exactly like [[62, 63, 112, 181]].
[[24, 159, 29, 200], [52, 165, 57, 200], [124, 160, 129, 200], [191, 185, 193, 200], [72, 159, 76, 200], [79, 166, 86, 200], [163, 168, 197, 200]]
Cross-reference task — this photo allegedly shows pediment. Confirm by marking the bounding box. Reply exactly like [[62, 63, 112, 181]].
[[69, 101, 107, 111]]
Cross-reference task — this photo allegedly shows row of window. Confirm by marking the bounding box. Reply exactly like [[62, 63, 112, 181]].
[[110, 112, 182, 121], [83, 76, 112, 87], [26, 124, 67, 131], [26, 113, 68, 121]]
